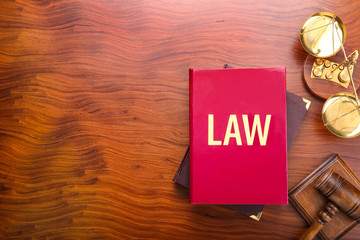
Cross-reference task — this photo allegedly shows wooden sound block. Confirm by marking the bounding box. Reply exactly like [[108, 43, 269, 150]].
[[303, 54, 360, 100], [289, 154, 360, 240]]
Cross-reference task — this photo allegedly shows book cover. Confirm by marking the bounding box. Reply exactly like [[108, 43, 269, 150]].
[[190, 68, 287, 204]]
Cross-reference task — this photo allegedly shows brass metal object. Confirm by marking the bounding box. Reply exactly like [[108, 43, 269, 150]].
[[325, 71, 333, 79], [313, 67, 322, 77], [316, 58, 324, 65], [339, 68, 350, 83], [310, 58, 352, 88], [301, 12, 356, 88], [300, 12, 346, 58], [250, 211, 263, 221], [322, 92, 360, 138], [324, 60, 331, 68], [302, 98, 312, 110], [301, 12, 360, 138]]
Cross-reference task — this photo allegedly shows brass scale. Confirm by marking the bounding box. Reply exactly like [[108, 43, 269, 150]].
[[300, 12, 360, 138]]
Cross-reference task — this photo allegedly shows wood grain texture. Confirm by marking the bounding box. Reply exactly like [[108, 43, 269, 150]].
[[1, 0, 360, 239]]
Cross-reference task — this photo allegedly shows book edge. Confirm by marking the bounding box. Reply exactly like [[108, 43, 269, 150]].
[[189, 68, 194, 204]]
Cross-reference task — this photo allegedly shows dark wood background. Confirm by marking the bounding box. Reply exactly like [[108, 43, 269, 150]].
[[1, 0, 360, 239]]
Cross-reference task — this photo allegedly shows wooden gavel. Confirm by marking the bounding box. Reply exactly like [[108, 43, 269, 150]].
[[300, 169, 360, 240]]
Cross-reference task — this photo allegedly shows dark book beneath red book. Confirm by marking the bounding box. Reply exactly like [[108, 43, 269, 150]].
[[189, 68, 287, 205]]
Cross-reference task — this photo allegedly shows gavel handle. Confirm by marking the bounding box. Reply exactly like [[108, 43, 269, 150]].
[[299, 202, 339, 240], [299, 219, 326, 240]]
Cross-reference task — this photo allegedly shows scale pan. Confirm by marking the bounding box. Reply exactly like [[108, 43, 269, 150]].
[[300, 12, 346, 58], [322, 92, 360, 138]]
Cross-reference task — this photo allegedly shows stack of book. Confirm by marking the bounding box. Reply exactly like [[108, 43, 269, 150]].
[[174, 65, 310, 220]]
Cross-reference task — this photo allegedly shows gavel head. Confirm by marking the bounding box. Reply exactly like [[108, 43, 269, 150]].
[[316, 169, 360, 220]]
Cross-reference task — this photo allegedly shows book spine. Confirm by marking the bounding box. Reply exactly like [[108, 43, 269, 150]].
[[283, 67, 288, 204], [189, 68, 194, 203]]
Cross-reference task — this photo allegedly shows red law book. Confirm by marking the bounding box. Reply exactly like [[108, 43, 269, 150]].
[[190, 68, 287, 204]]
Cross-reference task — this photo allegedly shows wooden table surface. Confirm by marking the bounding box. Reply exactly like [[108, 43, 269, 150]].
[[1, 0, 360, 239]]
